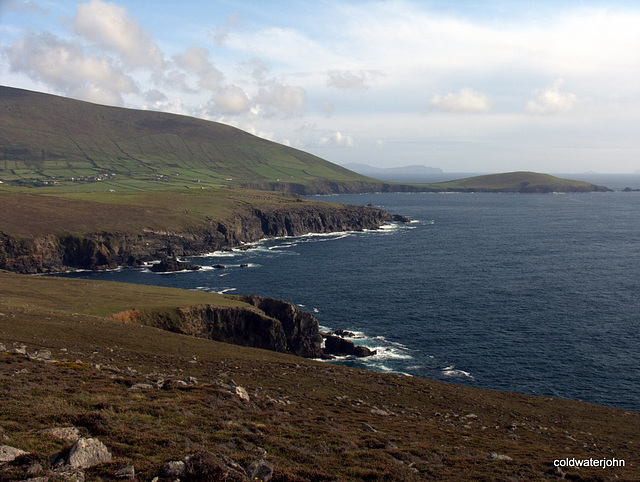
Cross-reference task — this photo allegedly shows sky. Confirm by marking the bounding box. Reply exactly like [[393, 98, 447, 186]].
[[1, 0, 639, 173]]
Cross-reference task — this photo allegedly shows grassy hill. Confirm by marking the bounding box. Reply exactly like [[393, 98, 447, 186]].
[[435, 171, 610, 193], [1, 270, 638, 481], [0, 86, 376, 191]]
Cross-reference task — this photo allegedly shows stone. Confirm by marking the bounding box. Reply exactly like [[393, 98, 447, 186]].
[[129, 383, 155, 390], [40, 426, 82, 442], [234, 385, 250, 402], [488, 452, 513, 461], [9, 345, 27, 355], [0, 444, 28, 462], [67, 437, 112, 469], [115, 465, 136, 479], [246, 459, 274, 481], [324, 335, 375, 357], [158, 460, 186, 478], [185, 452, 246, 481], [149, 257, 200, 272]]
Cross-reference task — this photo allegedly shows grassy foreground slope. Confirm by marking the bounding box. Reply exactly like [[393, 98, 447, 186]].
[[0, 86, 377, 192], [1, 271, 638, 481]]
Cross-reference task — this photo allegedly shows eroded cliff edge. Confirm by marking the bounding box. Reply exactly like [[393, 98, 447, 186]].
[[0, 203, 391, 274], [111, 295, 324, 358]]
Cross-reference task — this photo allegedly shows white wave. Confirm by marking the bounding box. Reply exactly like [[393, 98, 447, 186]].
[[217, 288, 237, 294], [313, 308, 319, 313], [442, 366, 474, 379]]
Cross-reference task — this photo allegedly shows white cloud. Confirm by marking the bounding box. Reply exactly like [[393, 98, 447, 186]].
[[72, 0, 163, 69], [430, 88, 491, 113], [326, 69, 382, 91], [2, 0, 47, 15], [319, 131, 354, 147], [211, 85, 251, 115], [526, 79, 577, 114], [254, 80, 306, 117], [4, 31, 136, 105], [172, 46, 224, 92]]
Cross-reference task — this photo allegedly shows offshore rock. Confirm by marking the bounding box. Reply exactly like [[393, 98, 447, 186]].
[[149, 256, 200, 272], [324, 335, 376, 358]]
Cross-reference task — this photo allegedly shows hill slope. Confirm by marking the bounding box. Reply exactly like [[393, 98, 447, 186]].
[[0, 86, 375, 191], [1, 271, 638, 481]]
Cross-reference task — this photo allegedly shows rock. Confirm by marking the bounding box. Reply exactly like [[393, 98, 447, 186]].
[[370, 408, 391, 416], [9, 345, 27, 355], [185, 451, 246, 481], [31, 349, 52, 360], [149, 257, 200, 272], [333, 329, 356, 337], [488, 452, 513, 461], [0, 343, 6, 352], [115, 465, 136, 479], [67, 437, 112, 468], [129, 383, 155, 390], [159, 460, 186, 478], [360, 423, 378, 432], [324, 335, 375, 357], [233, 385, 250, 402], [213, 264, 226, 269], [0, 444, 28, 462], [40, 426, 82, 442], [392, 214, 411, 223], [246, 459, 274, 481]]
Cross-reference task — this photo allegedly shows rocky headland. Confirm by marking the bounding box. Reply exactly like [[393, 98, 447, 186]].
[[0, 202, 392, 274]]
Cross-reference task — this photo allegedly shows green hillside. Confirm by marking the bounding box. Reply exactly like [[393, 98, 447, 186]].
[[0, 86, 374, 190]]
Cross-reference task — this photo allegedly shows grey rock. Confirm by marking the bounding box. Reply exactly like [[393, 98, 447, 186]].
[[40, 426, 81, 442], [115, 465, 136, 479], [246, 459, 274, 481], [9, 345, 27, 355], [0, 444, 28, 462], [158, 460, 186, 478], [129, 383, 155, 390], [233, 385, 250, 402], [0, 342, 6, 352], [67, 437, 112, 469], [488, 452, 513, 461]]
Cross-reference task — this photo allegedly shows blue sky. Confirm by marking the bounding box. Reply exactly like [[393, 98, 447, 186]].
[[1, 0, 639, 173]]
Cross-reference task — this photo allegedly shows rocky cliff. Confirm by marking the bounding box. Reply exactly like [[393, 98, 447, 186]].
[[0, 203, 391, 274], [111, 296, 324, 358]]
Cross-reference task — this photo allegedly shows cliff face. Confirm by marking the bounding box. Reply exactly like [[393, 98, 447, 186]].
[[0, 204, 391, 273], [111, 296, 323, 358]]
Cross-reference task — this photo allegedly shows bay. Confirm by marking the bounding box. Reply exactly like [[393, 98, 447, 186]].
[[56, 190, 640, 411]]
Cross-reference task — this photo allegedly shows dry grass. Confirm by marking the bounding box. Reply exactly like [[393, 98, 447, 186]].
[[0, 273, 638, 481]]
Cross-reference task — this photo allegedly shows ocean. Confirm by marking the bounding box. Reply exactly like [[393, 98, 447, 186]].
[[55, 177, 640, 412]]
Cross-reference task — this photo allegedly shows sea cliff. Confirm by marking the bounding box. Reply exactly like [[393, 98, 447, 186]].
[[0, 203, 391, 274]]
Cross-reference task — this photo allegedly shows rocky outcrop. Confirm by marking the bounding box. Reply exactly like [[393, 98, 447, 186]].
[[112, 296, 324, 358], [324, 335, 376, 358], [0, 203, 391, 274], [149, 256, 201, 272]]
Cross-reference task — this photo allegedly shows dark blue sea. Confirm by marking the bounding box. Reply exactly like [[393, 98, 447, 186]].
[[56, 181, 640, 412]]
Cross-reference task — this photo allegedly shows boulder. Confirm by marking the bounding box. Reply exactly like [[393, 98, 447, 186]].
[[40, 426, 81, 442], [67, 437, 112, 469], [324, 335, 375, 357], [149, 257, 200, 272], [159, 460, 186, 478], [246, 459, 274, 481], [0, 444, 28, 462], [392, 214, 411, 223]]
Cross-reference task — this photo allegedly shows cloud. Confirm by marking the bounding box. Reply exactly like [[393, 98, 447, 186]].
[[254, 80, 306, 117], [326, 69, 382, 91], [526, 79, 577, 114], [430, 88, 491, 113], [172, 46, 224, 92], [319, 131, 354, 147], [1, 0, 47, 15], [72, 0, 163, 69], [211, 85, 251, 115], [4, 31, 136, 105]]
